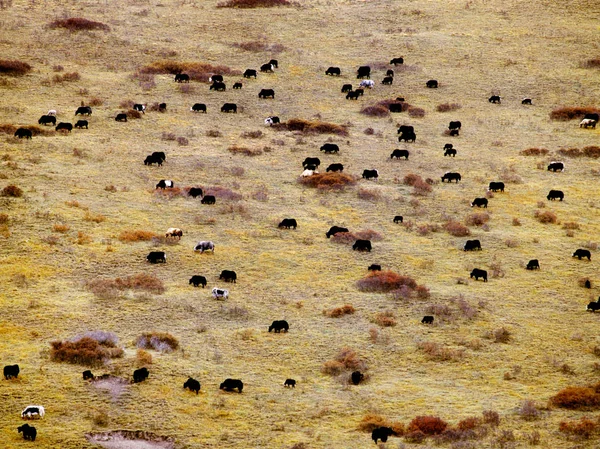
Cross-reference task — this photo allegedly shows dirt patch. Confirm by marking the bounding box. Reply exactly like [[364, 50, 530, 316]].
[[90, 376, 130, 401], [86, 431, 175, 449]]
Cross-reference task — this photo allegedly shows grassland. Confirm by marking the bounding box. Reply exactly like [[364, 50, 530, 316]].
[[1, 0, 600, 447]]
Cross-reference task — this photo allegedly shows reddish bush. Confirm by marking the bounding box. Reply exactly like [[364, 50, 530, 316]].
[[299, 172, 356, 190], [404, 430, 426, 443], [551, 386, 600, 409], [118, 230, 158, 242], [127, 109, 142, 119], [584, 58, 600, 68], [203, 185, 243, 201], [136, 332, 179, 352], [358, 414, 405, 435], [373, 311, 396, 327], [228, 145, 263, 156], [86, 274, 165, 298], [534, 210, 557, 224], [52, 72, 80, 83], [520, 147, 549, 156], [360, 105, 389, 118], [50, 337, 123, 367], [443, 220, 470, 236], [408, 106, 425, 118], [465, 213, 490, 226], [2, 185, 23, 197], [550, 106, 600, 121], [482, 410, 500, 426], [49, 17, 110, 31], [139, 60, 240, 82], [322, 347, 367, 375], [584, 146, 600, 158], [0, 59, 32, 76], [273, 118, 348, 136], [457, 417, 482, 431], [408, 416, 448, 435], [217, 0, 294, 7], [559, 418, 597, 438], [324, 304, 355, 318], [436, 103, 461, 112], [356, 270, 417, 292]]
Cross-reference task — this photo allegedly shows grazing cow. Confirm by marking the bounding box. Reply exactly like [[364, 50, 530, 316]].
[[175, 73, 190, 83], [390, 57, 404, 65], [269, 320, 289, 333], [47, 109, 57, 116], [301, 169, 315, 177], [354, 88, 365, 96], [304, 164, 318, 171], [449, 121, 461, 130], [587, 302, 600, 312], [260, 63, 274, 73], [386, 69, 394, 77], [579, 118, 597, 129], [522, 98, 532, 105], [353, 239, 372, 252], [351, 371, 364, 385], [573, 249, 591, 261], [209, 75, 223, 83], [397, 125, 414, 135], [372, 426, 394, 444], [258, 88, 275, 99], [3, 364, 19, 379], [368, 264, 382, 271], [243, 69, 257, 78], [441, 172, 461, 182], [470, 268, 487, 281], [362, 169, 379, 180], [449, 129, 459, 136], [220, 270, 237, 283], [346, 91, 360, 100], [156, 179, 174, 189], [584, 113, 599, 121], [284, 379, 296, 388], [268, 59, 278, 68], [444, 148, 457, 157], [526, 259, 540, 270], [471, 198, 488, 208], [17, 424, 36, 441], [278, 218, 297, 229], [421, 316, 434, 324], [189, 275, 207, 288], [133, 104, 146, 113], [359, 79, 375, 89], [38, 115, 56, 126], [547, 189, 564, 201], [133, 367, 149, 383], [212, 287, 229, 299], [191, 103, 207, 113], [464, 240, 482, 251], [396, 97, 405, 102], [488, 181, 504, 192], [147, 251, 166, 263], [488, 95, 501, 103], [188, 187, 203, 198], [74, 120, 88, 129], [302, 157, 321, 168], [201, 195, 216, 204], [547, 161, 565, 172], [326, 163, 344, 172], [444, 143, 453, 150], [220, 378, 243, 392], [144, 154, 163, 166], [194, 241, 215, 253], [325, 67, 341, 76], [14, 128, 32, 139], [393, 215, 403, 223], [158, 103, 167, 112], [426, 79, 438, 88], [398, 131, 416, 142], [165, 227, 183, 239], [21, 406, 45, 419], [341, 84, 353, 93], [320, 143, 339, 153], [221, 103, 237, 113], [389, 103, 404, 113], [56, 122, 73, 132], [233, 82, 243, 89], [115, 113, 128, 122], [326, 226, 349, 238], [585, 280, 592, 289], [265, 116, 280, 125], [210, 81, 226, 91], [149, 151, 166, 162], [357, 66, 371, 79], [183, 377, 201, 394], [75, 106, 92, 116], [391, 149, 409, 160], [83, 370, 94, 380], [381, 76, 393, 85]]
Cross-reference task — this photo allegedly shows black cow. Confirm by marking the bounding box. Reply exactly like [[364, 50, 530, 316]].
[[75, 106, 92, 115], [391, 149, 409, 160], [398, 131, 416, 142], [547, 190, 564, 201], [522, 98, 532, 105], [464, 240, 482, 251], [133, 104, 146, 113], [421, 316, 434, 324], [441, 172, 461, 182], [269, 320, 289, 333], [397, 125, 414, 135], [357, 66, 371, 79], [444, 148, 457, 157], [471, 198, 488, 208], [14, 128, 32, 139], [584, 113, 600, 122], [233, 82, 242, 89], [381, 76, 393, 85], [189, 275, 207, 288], [158, 103, 167, 112], [386, 69, 394, 77], [260, 63, 274, 73], [362, 169, 379, 180], [210, 81, 226, 91], [426, 79, 438, 88], [17, 424, 36, 441], [390, 57, 404, 65], [209, 75, 223, 83], [449, 121, 462, 130], [368, 264, 381, 271], [74, 120, 88, 129], [587, 302, 600, 312], [449, 129, 459, 136], [38, 115, 56, 126], [184, 377, 201, 394], [320, 143, 339, 153], [115, 113, 128, 122], [351, 371, 364, 385], [201, 195, 216, 205], [156, 179, 173, 189], [147, 251, 166, 263], [175, 73, 189, 83], [547, 162, 565, 172], [325, 67, 341, 76], [326, 163, 344, 172], [220, 378, 243, 393], [372, 427, 394, 444], [526, 259, 540, 270], [346, 91, 360, 100], [220, 270, 237, 283], [3, 364, 19, 379], [243, 69, 257, 78], [191, 103, 207, 113], [354, 88, 364, 96], [188, 187, 203, 198], [341, 84, 353, 93], [393, 215, 403, 223], [302, 157, 321, 168], [470, 268, 487, 281], [258, 89, 275, 98], [353, 239, 372, 252], [489, 95, 501, 104], [444, 143, 453, 150], [56, 122, 73, 132], [144, 154, 163, 166], [396, 97, 405, 102], [278, 218, 297, 229], [284, 379, 296, 388], [151, 151, 166, 162], [221, 103, 237, 113], [573, 249, 591, 261], [133, 367, 149, 383], [82, 370, 94, 380], [326, 226, 348, 238], [584, 280, 592, 289], [389, 103, 404, 113], [488, 181, 504, 192], [268, 59, 278, 68]]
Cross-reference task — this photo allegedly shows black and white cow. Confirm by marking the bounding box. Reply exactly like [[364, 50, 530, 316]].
[[189, 275, 207, 288], [191, 103, 207, 113], [353, 239, 372, 252], [212, 287, 229, 299], [183, 377, 201, 394], [488, 181, 504, 192], [471, 198, 488, 208], [580, 118, 597, 129], [325, 67, 341, 76], [362, 169, 379, 180], [320, 143, 339, 153], [260, 63, 274, 73], [526, 259, 540, 270], [265, 116, 280, 125], [244, 69, 257, 78], [326, 163, 344, 172], [390, 149, 409, 159], [269, 320, 289, 333], [219, 270, 237, 283], [220, 378, 243, 392], [547, 161, 565, 172], [547, 190, 564, 201], [359, 80, 374, 89], [194, 241, 215, 253], [133, 367, 149, 383], [441, 172, 461, 182], [470, 268, 487, 281], [156, 179, 174, 189], [165, 227, 182, 239], [75, 106, 92, 116], [3, 364, 19, 379], [356, 66, 371, 79], [17, 424, 36, 441], [38, 115, 56, 126], [488, 95, 501, 104], [133, 104, 146, 114], [464, 240, 482, 251], [573, 249, 591, 260], [221, 103, 237, 113], [326, 226, 349, 238], [21, 406, 45, 419], [278, 218, 297, 229], [268, 59, 279, 68], [147, 251, 166, 263]]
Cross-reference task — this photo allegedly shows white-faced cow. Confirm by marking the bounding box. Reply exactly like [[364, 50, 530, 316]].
[[265, 116, 280, 125], [194, 241, 215, 253], [133, 104, 146, 114], [21, 406, 45, 419], [156, 179, 174, 189], [547, 161, 565, 172], [212, 287, 229, 300]]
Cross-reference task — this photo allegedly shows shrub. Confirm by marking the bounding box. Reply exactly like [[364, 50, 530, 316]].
[[444, 220, 470, 236], [559, 418, 597, 439], [136, 349, 153, 366], [417, 341, 465, 361], [77, 232, 92, 245], [363, 127, 375, 135], [584, 58, 600, 68], [48, 17, 110, 32], [550, 106, 600, 121], [52, 72, 80, 83], [232, 40, 285, 52], [2, 185, 23, 197], [206, 129, 222, 138], [321, 360, 345, 376], [555, 147, 600, 158], [404, 430, 426, 443], [324, 304, 355, 318], [0, 213, 7, 224], [357, 413, 405, 435], [520, 147, 548, 156], [408, 416, 448, 435], [493, 327, 511, 343], [322, 347, 367, 375], [0, 59, 32, 76], [86, 274, 165, 298], [465, 213, 490, 226], [482, 410, 500, 426], [228, 145, 262, 156], [118, 230, 158, 242], [562, 221, 580, 230], [127, 109, 142, 119], [217, 0, 294, 8], [298, 172, 356, 190], [534, 210, 557, 224], [360, 105, 389, 117], [136, 332, 179, 352], [584, 146, 600, 158], [139, 60, 240, 82], [241, 130, 264, 139], [408, 106, 425, 118], [84, 212, 106, 223], [203, 186, 243, 201], [550, 386, 600, 409], [455, 297, 477, 321], [357, 188, 382, 201], [89, 97, 103, 106], [53, 223, 70, 233], [457, 417, 482, 431], [436, 103, 462, 112], [519, 400, 541, 420], [557, 147, 582, 158], [373, 311, 397, 327], [357, 270, 417, 293], [273, 118, 348, 136], [50, 336, 123, 367], [512, 217, 521, 226]]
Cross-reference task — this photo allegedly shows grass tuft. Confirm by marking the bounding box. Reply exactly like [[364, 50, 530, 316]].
[[549, 106, 600, 121], [50, 336, 123, 367], [273, 118, 348, 136], [299, 172, 356, 190], [323, 304, 355, 318], [217, 0, 294, 7], [48, 17, 110, 32], [136, 332, 179, 352], [0, 59, 32, 76]]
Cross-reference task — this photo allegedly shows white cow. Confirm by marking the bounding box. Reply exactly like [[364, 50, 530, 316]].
[[301, 169, 317, 177], [212, 287, 229, 299], [359, 80, 375, 89], [47, 109, 57, 116], [194, 241, 215, 253], [21, 406, 45, 419], [580, 118, 597, 129]]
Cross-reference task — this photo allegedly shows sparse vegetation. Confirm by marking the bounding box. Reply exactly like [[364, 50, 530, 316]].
[[139, 60, 240, 82], [228, 145, 263, 156], [0, 59, 32, 76], [323, 304, 355, 318], [534, 210, 557, 224], [2, 184, 23, 197], [520, 147, 548, 156], [136, 332, 179, 352], [86, 274, 165, 298], [550, 106, 600, 121], [436, 103, 462, 112], [49, 17, 110, 31], [217, 0, 294, 7], [273, 118, 348, 136], [299, 172, 356, 190]]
